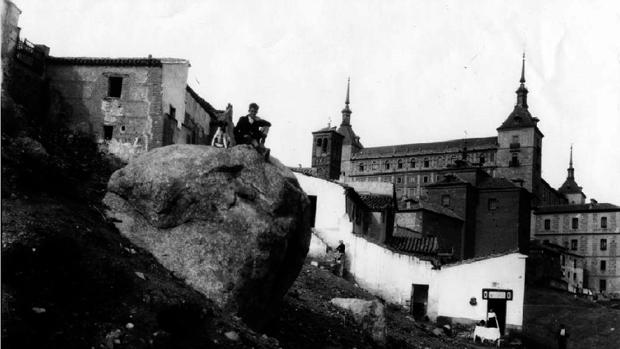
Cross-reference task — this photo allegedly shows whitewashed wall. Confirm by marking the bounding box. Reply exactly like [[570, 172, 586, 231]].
[[295, 172, 526, 329], [348, 234, 435, 304], [430, 253, 527, 329]]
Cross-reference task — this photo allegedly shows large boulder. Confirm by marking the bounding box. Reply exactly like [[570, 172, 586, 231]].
[[103, 144, 311, 330], [330, 298, 387, 346]]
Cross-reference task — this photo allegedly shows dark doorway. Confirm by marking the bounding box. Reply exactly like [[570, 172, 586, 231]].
[[103, 125, 114, 140], [411, 284, 429, 320], [308, 195, 317, 228], [487, 299, 507, 335]]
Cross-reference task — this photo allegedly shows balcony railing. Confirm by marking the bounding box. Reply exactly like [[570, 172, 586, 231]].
[[509, 142, 521, 149]]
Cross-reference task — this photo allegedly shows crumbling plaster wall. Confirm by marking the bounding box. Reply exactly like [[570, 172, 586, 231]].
[[161, 61, 188, 140], [47, 64, 163, 161], [184, 88, 211, 144]]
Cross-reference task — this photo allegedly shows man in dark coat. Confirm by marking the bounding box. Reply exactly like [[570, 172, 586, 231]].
[[234, 103, 271, 158]]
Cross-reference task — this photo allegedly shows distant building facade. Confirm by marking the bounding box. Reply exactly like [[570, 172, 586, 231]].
[[309, 59, 566, 208], [532, 151, 620, 297], [527, 240, 584, 293], [46, 57, 226, 160]]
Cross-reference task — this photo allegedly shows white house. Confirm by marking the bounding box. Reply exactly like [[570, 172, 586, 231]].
[[294, 171, 527, 334]]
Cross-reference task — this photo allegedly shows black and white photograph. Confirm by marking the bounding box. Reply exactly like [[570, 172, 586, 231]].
[[2, 0, 619, 348]]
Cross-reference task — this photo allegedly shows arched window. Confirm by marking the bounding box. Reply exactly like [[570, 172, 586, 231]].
[[316, 138, 322, 147], [359, 163, 365, 172], [322, 138, 328, 153], [385, 161, 390, 170], [397, 159, 403, 169], [372, 161, 378, 170], [410, 159, 416, 168]]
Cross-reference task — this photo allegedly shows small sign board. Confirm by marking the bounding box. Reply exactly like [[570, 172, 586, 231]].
[[482, 288, 513, 301]]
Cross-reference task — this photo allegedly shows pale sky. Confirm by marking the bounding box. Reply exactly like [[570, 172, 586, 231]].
[[15, 0, 620, 204]]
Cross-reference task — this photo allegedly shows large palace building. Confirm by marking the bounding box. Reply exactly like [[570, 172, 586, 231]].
[[307, 58, 620, 296], [310, 58, 564, 206]]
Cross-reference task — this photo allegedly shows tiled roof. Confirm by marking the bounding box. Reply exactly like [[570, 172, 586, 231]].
[[358, 194, 393, 211], [312, 125, 342, 134], [497, 105, 539, 130], [385, 235, 438, 255], [442, 249, 523, 268], [535, 203, 620, 214], [558, 178, 583, 194], [47, 56, 166, 67], [337, 125, 363, 148], [477, 176, 520, 189], [186, 85, 219, 118], [290, 167, 318, 177], [352, 136, 497, 160], [529, 240, 583, 258], [399, 199, 463, 220]]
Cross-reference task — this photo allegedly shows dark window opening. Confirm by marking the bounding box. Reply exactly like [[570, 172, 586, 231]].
[[169, 105, 176, 119], [601, 217, 608, 229], [120, 125, 126, 133], [424, 160, 429, 168], [103, 125, 114, 140], [480, 155, 485, 165], [410, 160, 416, 168], [573, 259, 577, 268], [571, 239, 578, 251], [385, 161, 390, 170], [572, 218, 579, 229], [359, 163, 364, 172], [396, 177, 402, 184], [561, 255, 565, 266], [573, 273, 576, 281], [441, 195, 450, 207], [398, 160, 403, 169], [322, 138, 328, 153], [600, 239, 607, 251], [423, 176, 428, 183], [544, 219, 551, 230], [316, 138, 322, 147], [600, 279, 607, 292], [601, 260, 606, 271], [509, 153, 519, 167], [488, 198, 498, 211], [108, 76, 123, 98]]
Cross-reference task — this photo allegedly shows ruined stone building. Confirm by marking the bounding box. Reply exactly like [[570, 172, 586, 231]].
[[45, 56, 224, 160], [2, 0, 227, 161]]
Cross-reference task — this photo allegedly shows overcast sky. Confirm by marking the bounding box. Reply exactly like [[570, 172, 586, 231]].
[[16, 0, 620, 203]]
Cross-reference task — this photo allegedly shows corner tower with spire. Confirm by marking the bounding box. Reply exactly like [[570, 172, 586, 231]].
[[558, 145, 586, 204], [336, 78, 363, 180], [495, 54, 545, 203]]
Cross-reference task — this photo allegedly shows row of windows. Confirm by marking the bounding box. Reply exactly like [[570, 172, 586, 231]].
[[315, 137, 330, 154], [356, 152, 495, 172], [568, 238, 608, 251], [437, 195, 499, 211], [543, 217, 610, 230]]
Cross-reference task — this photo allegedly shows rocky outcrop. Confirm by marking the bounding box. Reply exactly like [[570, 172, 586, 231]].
[[330, 298, 387, 346], [103, 144, 311, 330]]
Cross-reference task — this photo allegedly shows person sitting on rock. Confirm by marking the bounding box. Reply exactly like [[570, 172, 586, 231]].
[[234, 103, 271, 158], [211, 121, 230, 148]]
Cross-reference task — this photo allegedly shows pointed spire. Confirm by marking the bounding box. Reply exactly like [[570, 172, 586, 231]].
[[341, 77, 352, 126], [345, 77, 350, 105], [520, 52, 526, 83], [567, 144, 574, 179], [516, 53, 528, 108]]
